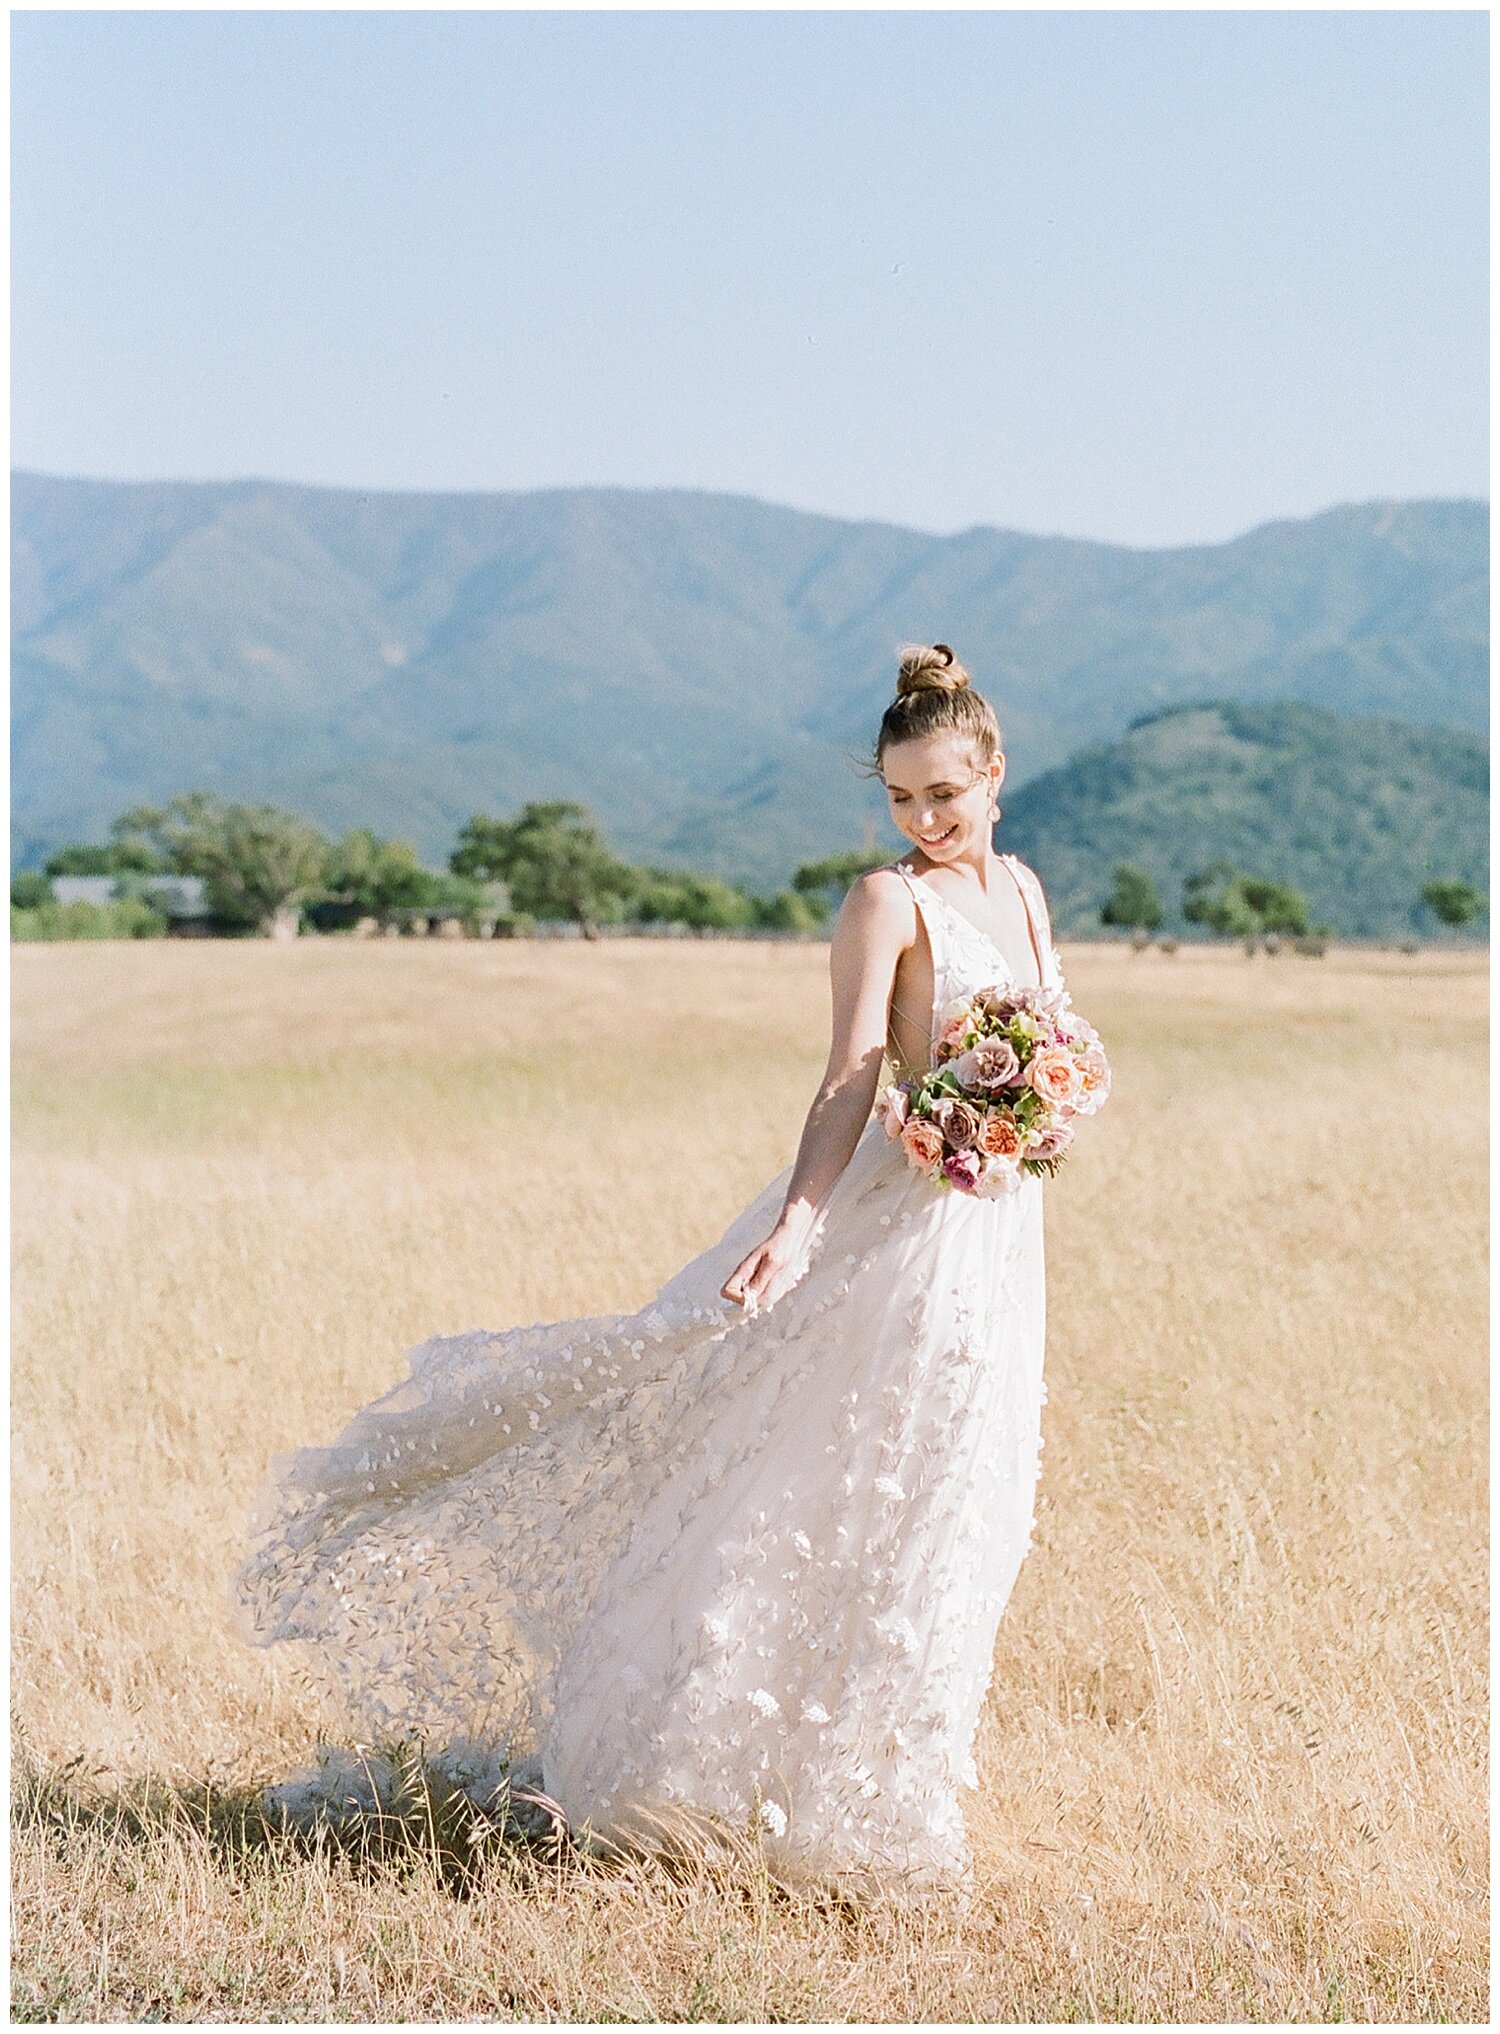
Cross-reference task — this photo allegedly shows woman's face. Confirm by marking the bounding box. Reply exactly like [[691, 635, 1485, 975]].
[[881, 732, 1004, 864]]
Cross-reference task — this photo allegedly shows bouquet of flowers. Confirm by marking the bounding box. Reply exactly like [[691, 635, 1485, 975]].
[[877, 981, 1110, 1197]]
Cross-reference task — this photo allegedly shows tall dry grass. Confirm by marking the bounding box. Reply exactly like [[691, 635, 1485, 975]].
[[11, 935, 1487, 2020]]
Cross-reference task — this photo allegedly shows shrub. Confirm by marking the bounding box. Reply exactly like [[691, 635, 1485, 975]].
[[10, 873, 54, 910], [12, 897, 167, 941]]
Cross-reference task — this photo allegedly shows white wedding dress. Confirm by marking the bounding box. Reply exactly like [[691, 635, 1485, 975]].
[[231, 856, 1065, 1892]]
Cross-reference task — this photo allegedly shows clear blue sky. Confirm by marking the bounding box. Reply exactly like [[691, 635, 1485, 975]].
[[12, 6, 1488, 546]]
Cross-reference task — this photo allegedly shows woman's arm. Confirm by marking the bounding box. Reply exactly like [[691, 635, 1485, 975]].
[[721, 870, 913, 1311]]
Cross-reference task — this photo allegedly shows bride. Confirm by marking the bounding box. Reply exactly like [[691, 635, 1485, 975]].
[[231, 642, 1068, 1895]]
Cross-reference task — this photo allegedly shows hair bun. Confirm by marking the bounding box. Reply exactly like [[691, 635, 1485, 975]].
[[896, 641, 971, 698]]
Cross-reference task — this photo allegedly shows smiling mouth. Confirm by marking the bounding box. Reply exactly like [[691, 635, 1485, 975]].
[[918, 824, 958, 847]]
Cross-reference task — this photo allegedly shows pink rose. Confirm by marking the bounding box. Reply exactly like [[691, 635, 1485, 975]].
[[952, 1035, 1021, 1093], [942, 1149, 982, 1193], [935, 1016, 971, 1058], [901, 1117, 946, 1170], [876, 1082, 910, 1139], [1025, 1118, 1076, 1163], [1027, 1044, 1084, 1110]]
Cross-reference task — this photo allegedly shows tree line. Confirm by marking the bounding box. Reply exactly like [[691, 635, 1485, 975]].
[[1100, 860, 1485, 942], [12, 794, 887, 941]]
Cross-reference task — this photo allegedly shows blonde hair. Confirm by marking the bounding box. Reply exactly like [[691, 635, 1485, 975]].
[[874, 642, 1002, 771]]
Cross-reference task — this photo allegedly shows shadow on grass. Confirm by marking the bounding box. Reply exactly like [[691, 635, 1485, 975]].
[[12, 1737, 870, 1925]]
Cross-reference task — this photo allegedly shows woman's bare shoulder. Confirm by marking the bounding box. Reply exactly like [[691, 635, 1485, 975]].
[[848, 861, 917, 899], [836, 864, 919, 943]]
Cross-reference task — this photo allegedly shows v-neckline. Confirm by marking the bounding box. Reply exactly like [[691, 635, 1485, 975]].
[[904, 853, 1044, 990]]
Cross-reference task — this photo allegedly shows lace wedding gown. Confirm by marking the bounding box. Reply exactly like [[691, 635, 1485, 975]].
[[231, 856, 1065, 1892]]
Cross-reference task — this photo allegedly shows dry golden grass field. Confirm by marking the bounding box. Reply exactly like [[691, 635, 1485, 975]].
[[10, 933, 1488, 2022]]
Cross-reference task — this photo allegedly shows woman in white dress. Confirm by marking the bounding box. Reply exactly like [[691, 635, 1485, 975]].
[[231, 642, 1067, 1895]]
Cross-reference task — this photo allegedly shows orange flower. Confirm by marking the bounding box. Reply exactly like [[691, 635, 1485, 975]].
[[901, 1117, 946, 1169], [978, 1109, 1024, 1160]]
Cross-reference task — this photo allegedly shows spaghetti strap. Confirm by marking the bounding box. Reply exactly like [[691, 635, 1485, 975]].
[[890, 862, 942, 978], [886, 864, 940, 1069], [1002, 855, 1062, 991], [890, 861, 925, 915], [1000, 855, 1046, 987]]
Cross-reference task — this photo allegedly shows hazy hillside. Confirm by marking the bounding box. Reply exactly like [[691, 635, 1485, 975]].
[[12, 472, 1488, 883], [1003, 700, 1489, 938]]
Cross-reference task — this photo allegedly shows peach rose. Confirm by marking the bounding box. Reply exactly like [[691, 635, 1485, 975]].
[[978, 1109, 1025, 1160], [901, 1117, 946, 1170], [1027, 1044, 1083, 1110], [1072, 1044, 1111, 1113]]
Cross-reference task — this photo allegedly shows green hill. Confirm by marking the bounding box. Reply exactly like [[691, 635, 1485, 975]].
[[12, 473, 1487, 885], [1003, 700, 1489, 938]]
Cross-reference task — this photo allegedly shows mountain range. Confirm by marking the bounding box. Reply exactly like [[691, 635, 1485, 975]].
[[1003, 699, 1487, 937], [11, 472, 1488, 907]]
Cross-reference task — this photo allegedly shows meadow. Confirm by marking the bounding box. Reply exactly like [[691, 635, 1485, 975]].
[[10, 933, 1487, 2021]]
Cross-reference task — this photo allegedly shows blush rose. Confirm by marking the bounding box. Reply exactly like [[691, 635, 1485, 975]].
[[1027, 1044, 1084, 1110], [901, 1117, 946, 1170]]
